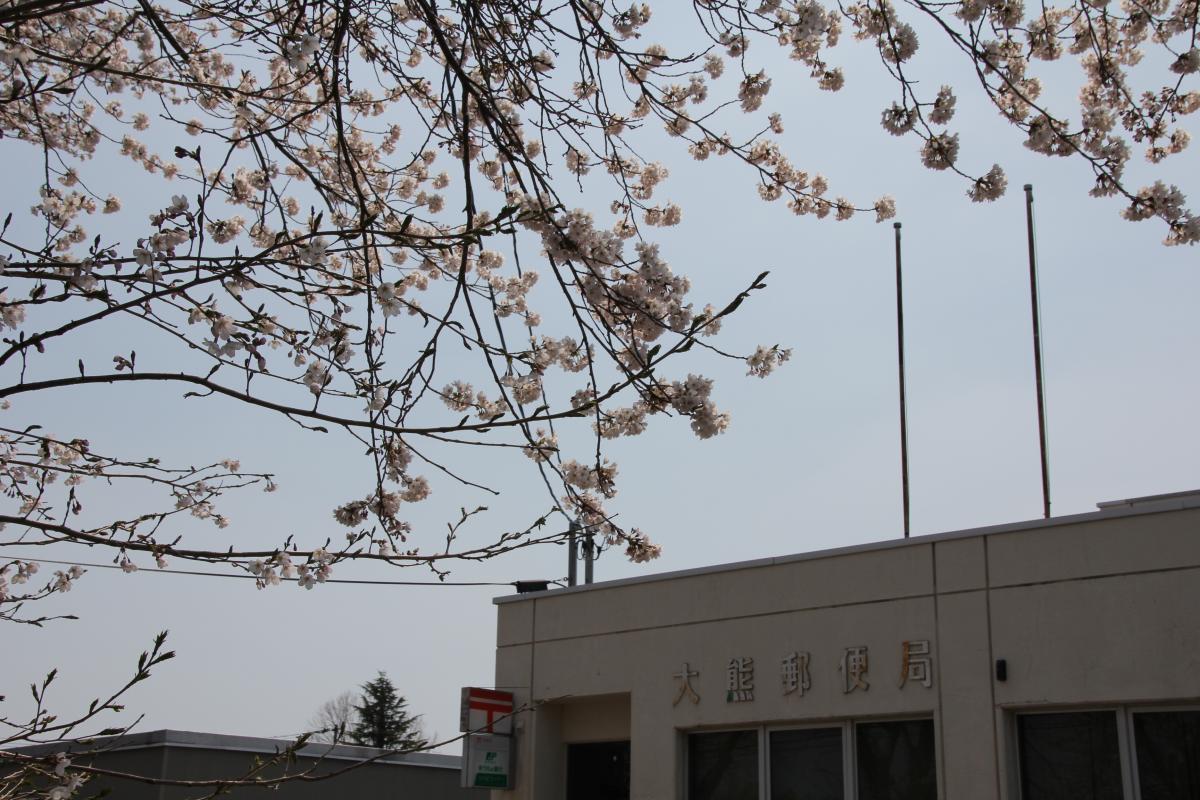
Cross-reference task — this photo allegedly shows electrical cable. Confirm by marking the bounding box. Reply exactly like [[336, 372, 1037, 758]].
[[0, 551, 540, 587]]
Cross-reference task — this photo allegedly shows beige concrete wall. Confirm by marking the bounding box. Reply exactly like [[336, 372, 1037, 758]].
[[493, 503, 1200, 800], [561, 695, 631, 743]]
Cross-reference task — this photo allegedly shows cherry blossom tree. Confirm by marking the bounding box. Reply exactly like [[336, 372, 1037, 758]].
[[1, 0, 1196, 793]]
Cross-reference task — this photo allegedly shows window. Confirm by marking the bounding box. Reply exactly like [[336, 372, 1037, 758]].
[[688, 730, 759, 800], [687, 719, 936, 800], [1133, 710, 1200, 800], [1017, 712, 1123, 800], [769, 727, 843, 800], [1015, 707, 1200, 800], [856, 720, 937, 800]]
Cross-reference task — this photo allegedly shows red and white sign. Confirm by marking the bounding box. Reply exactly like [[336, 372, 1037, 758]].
[[460, 687, 515, 735]]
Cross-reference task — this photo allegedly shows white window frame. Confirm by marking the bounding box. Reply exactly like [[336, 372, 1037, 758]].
[[1012, 704, 1200, 800], [1126, 704, 1200, 800], [848, 717, 941, 800], [681, 726, 763, 800], [764, 720, 850, 800], [683, 716, 938, 800]]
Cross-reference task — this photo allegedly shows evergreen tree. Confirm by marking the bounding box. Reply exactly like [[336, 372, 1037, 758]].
[[348, 672, 427, 751]]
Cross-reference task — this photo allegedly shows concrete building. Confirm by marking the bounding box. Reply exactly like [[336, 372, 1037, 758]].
[[14, 729, 472, 799], [492, 490, 1200, 800]]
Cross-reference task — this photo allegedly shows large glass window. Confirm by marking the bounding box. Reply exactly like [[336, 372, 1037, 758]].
[[1017, 712, 1123, 800], [769, 727, 844, 800], [690, 719, 936, 799], [688, 729, 759, 800], [1133, 710, 1200, 800], [855, 720, 937, 800]]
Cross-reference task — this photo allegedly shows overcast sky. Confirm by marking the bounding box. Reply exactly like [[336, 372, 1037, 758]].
[[3, 6, 1198, 756]]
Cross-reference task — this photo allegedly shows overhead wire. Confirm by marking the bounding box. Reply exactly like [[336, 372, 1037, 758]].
[[0, 551, 551, 587]]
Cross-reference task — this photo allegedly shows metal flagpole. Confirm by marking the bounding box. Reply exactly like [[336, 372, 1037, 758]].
[[894, 222, 911, 538], [1024, 185, 1052, 519]]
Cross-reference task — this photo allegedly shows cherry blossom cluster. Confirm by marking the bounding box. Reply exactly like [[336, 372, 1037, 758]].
[[0, 559, 37, 602], [0, 0, 1189, 612]]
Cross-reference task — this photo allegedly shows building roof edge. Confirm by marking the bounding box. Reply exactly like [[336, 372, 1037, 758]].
[[5, 729, 461, 769], [494, 489, 1200, 605]]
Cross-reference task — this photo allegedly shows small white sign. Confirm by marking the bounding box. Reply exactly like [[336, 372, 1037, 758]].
[[461, 733, 513, 790]]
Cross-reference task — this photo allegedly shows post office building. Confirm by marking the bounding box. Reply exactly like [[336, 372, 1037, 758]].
[[491, 490, 1200, 800]]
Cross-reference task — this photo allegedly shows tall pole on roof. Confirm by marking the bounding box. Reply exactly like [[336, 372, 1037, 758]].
[[1024, 184, 1052, 519], [583, 529, 594, 585], [567, 518, 579, 587], [894, 222, 911, 538]]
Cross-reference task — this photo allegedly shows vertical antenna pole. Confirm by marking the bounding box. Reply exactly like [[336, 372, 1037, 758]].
[[567, 519, 579, 587], [894, 222, 911, 538], [1024, 184, 1052, 519], [584, 530, 594, 585]]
